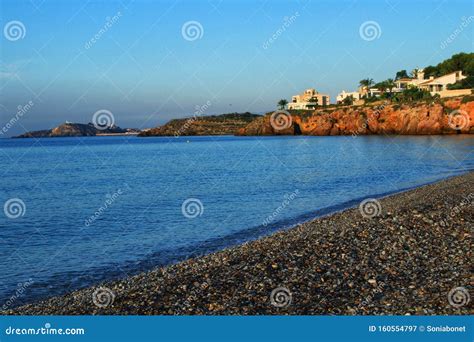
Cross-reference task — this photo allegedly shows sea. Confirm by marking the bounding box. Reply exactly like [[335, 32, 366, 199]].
[[1, 134, 473, 307]]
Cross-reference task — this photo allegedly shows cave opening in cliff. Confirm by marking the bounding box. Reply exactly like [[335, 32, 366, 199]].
[[294, 123, 302, 135]]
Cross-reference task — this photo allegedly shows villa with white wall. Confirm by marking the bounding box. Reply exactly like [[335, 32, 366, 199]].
[[336, 90, 361, 103], [336, 69, 469, 104], [287, 88, 330, 109], [394, 69, 467, 95], [417, 71, 466, 93]]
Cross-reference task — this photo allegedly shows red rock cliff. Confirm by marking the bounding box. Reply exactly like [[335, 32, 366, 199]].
[[237, 98, 474, 136]]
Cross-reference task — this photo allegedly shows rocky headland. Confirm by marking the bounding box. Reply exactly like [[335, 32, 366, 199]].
[[237, 96, 474, 136], [138, 112, 261, 137]]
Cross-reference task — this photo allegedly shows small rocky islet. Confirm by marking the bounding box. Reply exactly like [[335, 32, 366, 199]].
[[14, 122, 139, 138], [6, 172, 473, 315]]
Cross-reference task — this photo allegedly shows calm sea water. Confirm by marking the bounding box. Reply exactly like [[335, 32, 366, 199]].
[[1, 135, 473, 306]]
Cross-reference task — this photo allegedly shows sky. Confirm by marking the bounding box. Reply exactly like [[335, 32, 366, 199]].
[[0, 0, 473, 136]]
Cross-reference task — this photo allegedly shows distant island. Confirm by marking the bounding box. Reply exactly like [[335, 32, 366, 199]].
[[138, 112, 261, 137], [14, 122, 140, 138]]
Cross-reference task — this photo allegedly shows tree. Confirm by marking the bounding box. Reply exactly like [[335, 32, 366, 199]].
[[359, 78, 374, 88], [423, 52, 474, 78], [447, 76, 474, 90], [392, 87, 433, 103], [395, 70, 409, 79], [277, 99, 288, 110], [342, 95, 354, 106], [374, 81, 388, 93], [306, 97, 319, 109], [411, 68, 422, 78], [386, 78, 395, 92]]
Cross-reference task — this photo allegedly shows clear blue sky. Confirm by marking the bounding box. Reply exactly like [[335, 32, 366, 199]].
[[0, 0, 472, 136]]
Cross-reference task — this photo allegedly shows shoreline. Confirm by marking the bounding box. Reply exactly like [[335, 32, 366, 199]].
[[5, 132, 474, 140], [5, 172, 473, 315]]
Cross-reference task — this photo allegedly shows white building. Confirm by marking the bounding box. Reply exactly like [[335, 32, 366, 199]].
[[336, 90, 362, 104], [394, 69, 466, 95], [287, 88, 330, 109], [417, 71, 466, 93]]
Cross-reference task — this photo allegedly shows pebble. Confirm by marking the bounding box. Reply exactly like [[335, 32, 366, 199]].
[[4, 172, 473, 315]]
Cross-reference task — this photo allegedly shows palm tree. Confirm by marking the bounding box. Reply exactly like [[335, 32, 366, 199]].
[[359, 78, 374, 88], [375, 81, 387, 93], [386, 78, 395, 93], [411, 68, 421, 78], [359, 78, 374, 98], [277, 99, 288, 110]]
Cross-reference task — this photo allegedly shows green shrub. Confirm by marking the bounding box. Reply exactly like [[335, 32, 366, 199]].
[[461, 94, 474, 103]]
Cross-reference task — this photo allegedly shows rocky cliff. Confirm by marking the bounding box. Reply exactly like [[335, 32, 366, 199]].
[[15, 123, 135, 138], [139, 113, 261, 137], [237, 97, 474, 136]]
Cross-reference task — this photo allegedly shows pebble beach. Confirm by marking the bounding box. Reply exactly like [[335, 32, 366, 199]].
[[6, 172, 473, 315]]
